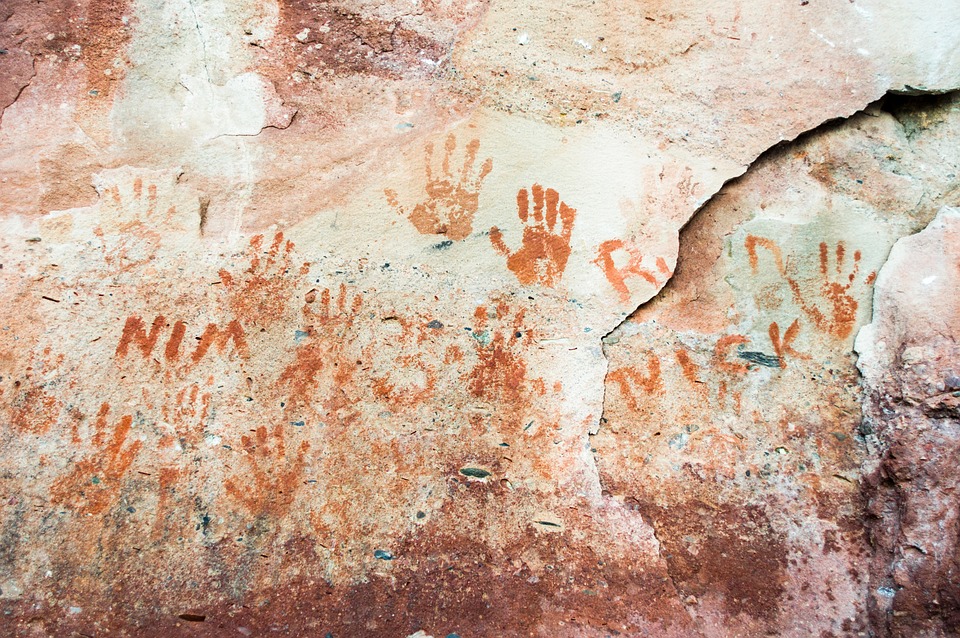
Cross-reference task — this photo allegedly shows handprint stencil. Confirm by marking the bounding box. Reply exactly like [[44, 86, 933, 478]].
[[385, 134, 493, 241], [490, 185, 576, 287]]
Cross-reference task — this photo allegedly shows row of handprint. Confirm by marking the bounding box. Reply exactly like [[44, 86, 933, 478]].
[[385, 134, 672, 296]]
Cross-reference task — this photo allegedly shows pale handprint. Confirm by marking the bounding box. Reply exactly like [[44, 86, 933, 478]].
[[278, 283, 366, 418], [219, 231, 309, 328], [160, 383, 212, 447], [385, 134, 493, 241], [51, 403, 142, 516], [225, 424, 310, 519], [490, 185, 576, 287]]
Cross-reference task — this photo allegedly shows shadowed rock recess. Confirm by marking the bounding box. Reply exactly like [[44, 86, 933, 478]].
[[1, 1, 959, 636]]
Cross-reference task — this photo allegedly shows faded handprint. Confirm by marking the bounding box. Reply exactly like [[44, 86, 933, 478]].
[[160, 382, 212, 448], [278, 284, 366, 418], [95, 177, 178, 272], [50, 403, 142, 516], [746, 236, 876, 340], [364, 315, 438, 411], [385, 134, 493, 241], [467, 302, 535, 406], [490, 185, 576, 287], [787, 242, 876, 339], [219, 232, 310, 328], [225, 424, 310, 519]]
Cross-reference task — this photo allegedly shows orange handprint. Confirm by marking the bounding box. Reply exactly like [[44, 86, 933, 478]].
[[786, 242, 876, 340], [490, 185, 576, 287], [225, 424, 310, 519], [219, 232, 310, 328], [50, 403, 142, 516], [385, 134, 493, 241], [745, 236, 876, 340], [160, 382, 212, 448]]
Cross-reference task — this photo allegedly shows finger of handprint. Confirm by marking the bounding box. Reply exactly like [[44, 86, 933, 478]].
[[424, 141, 436, 183], [461, 138, 480, 180], [532, 184, 545, 224], [273, 424, 286, 457], [147, 184, 157, 216], [559, 201, 575, 239], [851, 249, 862, 282], [475, 157, 493, 188], [545, 188, 559, 229], [267, 232, 284, 268], [835, 242, 846, 275], [110, 415, 134, 459], [442, 134, 456, 178], [92, 402, 111, 447], [337, 283, 348, 313], [819, 242, 829, 275], [320, 288, 331, 319], [517, 188, 530, 222], [490, 226, 510, 256], [133, 178, 143, 200], [383, 189, 405, 215]]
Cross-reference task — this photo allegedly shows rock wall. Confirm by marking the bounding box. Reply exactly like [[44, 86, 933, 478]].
[[0, 1, 959, 636]]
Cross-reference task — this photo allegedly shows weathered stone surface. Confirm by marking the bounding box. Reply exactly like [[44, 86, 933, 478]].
[[856, 205, 960, 637], [595, 93, 960, 636], [0, 0, 958, 635]]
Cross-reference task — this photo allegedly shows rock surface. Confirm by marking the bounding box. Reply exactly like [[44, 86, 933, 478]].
[[0, 0, 958, 636]]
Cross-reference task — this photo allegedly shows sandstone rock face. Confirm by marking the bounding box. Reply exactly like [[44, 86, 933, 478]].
[[857, 206, 960, 637], [0, 0, 959, 636]]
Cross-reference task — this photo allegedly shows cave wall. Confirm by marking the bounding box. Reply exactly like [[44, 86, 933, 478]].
[[1, 1, 959, 636]]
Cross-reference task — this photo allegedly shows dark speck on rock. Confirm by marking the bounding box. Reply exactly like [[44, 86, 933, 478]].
[[374, 549, 394, 560], [427, 320, 444, 329]]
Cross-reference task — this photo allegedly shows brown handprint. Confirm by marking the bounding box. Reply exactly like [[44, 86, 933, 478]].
[[220, 232, 310, 328], [225, 424, 310, 519], [385, 134, 493, 241], [490, 185, 576, 287], [50, 403, 142, 516], [160, 382, 212, 448], [279, 284, 366, 416], [364, 316, 438, 411], [466, 302, 537, 407]]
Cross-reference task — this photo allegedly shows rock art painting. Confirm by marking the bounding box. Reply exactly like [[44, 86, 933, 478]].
[[1, 0, 960, 636]]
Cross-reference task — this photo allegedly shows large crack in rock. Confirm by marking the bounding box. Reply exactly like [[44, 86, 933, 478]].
[[595, 90, 960, 636]]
